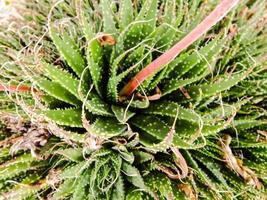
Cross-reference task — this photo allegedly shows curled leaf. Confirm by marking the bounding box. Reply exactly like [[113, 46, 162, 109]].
[[97, 33, 116, 46], [157, 148, 188, 180], [220, 135, 262, 189]]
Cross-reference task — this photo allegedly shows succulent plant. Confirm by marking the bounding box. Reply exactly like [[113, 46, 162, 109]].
[[0, 0, 266, 199]]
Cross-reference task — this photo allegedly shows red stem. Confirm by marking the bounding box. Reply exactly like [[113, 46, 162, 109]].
[[0, 84, 33, 93], [119, 0, 240, 97]]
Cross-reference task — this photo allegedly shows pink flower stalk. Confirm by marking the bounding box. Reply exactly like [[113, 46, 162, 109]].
[[119, 0, 240, 97], [0, 84, 33, 93]]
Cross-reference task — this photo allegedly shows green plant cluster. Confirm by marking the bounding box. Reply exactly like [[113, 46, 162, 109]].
[[0, 0, 266, 199]]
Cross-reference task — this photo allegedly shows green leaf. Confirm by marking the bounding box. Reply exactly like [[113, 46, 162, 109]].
[[186, 38, 226, 78], [133, 151, 154, 164], [188, 71, 251, 99], [111, 105, 135, 123], [122, 162, 146, 190], [107, 76, 122, 102], [101, 0, 117, 34], [161, 36, 226, 96], [55, 148, 83, 162], [60, 161, 88, 179], [143, 101, 199, 122], [122, 45, 145, 72], [182, 150, 219, 196], [131, 115, 169, 141], [1, 182, 47, 200], [0, 147, 10, 162], [77, 1, 94, 38], [21, 173, 42, 185], [123, 0, 158, 49], [41, 108, 82, 128], [175, 119, 224, 138], [108, 43, 147, 102], [35, 78, 80, 106], [110, 154, 123, 186], [145, 172, 173, 199], [162, 0, 177, 24], [174, 0, 184, 27], [155, 28, 176, 52], [137, 0, 158, 26], [43, 63, 81, 98], [0, 154, 38, 181], [49, 27, 85, 77], [163, 52, 190, 79], [171, 37, 222, 79], [130, 115, 191, 148], [85, 93, 113, 116], [111, 175, 125, 200], [119, 0, 134, 30], [117, 149, 135, 164], [72, 172, 90, 200], [125, 99, 150, 109], [89, 156, 115, 197], [203, 100, 249, 123], [90, 118, 127, 138], [232, 140, 267, 148], [125, 189, 144, 200], [162, 75, 205, 96], [52, 178, 75, 199], [87, 38, 103, 96], [232, 119, 267, 130], [193, 153, 230, 190]]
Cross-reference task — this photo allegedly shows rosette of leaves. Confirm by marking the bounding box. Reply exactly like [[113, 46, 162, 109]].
[[0, 0, 266, 199]]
